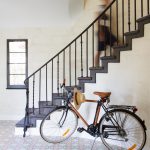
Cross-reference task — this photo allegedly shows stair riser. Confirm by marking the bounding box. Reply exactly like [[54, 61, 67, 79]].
[[39, 107, 55, 116], [39, 100, 62, 108]]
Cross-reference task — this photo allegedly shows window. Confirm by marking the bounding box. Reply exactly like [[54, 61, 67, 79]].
[[7, 39, 28, 89]]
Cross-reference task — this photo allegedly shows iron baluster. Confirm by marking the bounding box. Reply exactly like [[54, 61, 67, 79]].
[[63, 50, 65, 82], [69, 45, 71, 86], [104, 19, 107, 56], [128, 0, 131, 32], [148, 0, 150, 14], [116, 0, 119, 44], [57, 55, 59, 94], [110, 6, 112, 56], [86, 30, 89, 77], [51, 60, 54, 105], [141, 0, 143, 17], [39, 70, 41, 114], [92, 25, 95, 67], [122, 0, 125, 44], [46, 64, 48, 104], [32, 75, 35, 114], [134, 0, 137, 30], [23, 80, 30, 137], [75, 40, 77, 86], [98, 18, 100, 47], [81, 35, 83, 77]]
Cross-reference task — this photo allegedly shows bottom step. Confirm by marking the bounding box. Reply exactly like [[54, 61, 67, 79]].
[[16, 117, 36, 128], [15, 120, 42, 136], [16, 107, 55, 128], [15, 120, 95, 141]]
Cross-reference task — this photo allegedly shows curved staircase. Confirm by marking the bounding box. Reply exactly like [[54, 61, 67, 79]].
[[16, 0, 150, 137]]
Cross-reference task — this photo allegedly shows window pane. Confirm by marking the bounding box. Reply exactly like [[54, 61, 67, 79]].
[[9, 53, 26, 63], [10, 75, 25, 85], [9, 64, 25, 74], [9, 41, 26, 52]]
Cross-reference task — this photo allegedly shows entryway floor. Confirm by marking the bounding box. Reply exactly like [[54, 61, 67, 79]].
[[0, 121, 108, 150]]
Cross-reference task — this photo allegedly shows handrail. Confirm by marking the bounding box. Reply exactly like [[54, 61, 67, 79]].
[[24, 0, 116, 83], [23, 0, 150, 137]]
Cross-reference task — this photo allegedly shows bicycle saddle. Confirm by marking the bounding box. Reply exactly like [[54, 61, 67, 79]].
[[93, 91, 111, 99]]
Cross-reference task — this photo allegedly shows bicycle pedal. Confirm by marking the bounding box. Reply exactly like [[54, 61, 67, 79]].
[[77, 127, 84, 133]]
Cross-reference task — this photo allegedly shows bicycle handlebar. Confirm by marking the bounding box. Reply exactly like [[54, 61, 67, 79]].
[[60, 79, 66, 88], [60, 79, 73, 101]]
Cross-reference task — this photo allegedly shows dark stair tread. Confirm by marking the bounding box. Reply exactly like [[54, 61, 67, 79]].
[[78, 77, 93, 84], [28, 108, 39, 114], [39, 101, 53, 106], [16, 117, 26, 127], [29, 111, 46, 118], [39, 100, 61, 107], [28, 107, 49, 118], [52, 93, 66, 100], [16, 106, 55, 128], [101, 55, 116, 60], [89, 66, 104, 70], [16, 117, 36, 128], [65, 85, 82, 91], [124, 30, 140, 36], [78, 76, 92, 80], [113, 44, 128, 49], [136, 15, 150, 22]]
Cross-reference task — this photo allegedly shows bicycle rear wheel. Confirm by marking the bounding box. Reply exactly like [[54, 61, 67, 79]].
[[99, 109, 146, 150], [40, 106, 78, 143]]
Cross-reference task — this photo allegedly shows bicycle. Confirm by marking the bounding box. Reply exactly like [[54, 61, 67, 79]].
[[40, 81, 147, 150]]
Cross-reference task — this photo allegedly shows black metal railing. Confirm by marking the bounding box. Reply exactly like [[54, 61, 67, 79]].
[[23, 0, 150, 136]]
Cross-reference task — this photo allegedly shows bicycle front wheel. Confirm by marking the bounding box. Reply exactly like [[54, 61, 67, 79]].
[[99, 109, 146, 150], [40, 106, 78, 144]]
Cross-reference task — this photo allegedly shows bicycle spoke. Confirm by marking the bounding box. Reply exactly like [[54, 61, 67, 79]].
[[100, 109, 146, 150], [40, 107, 78, 143]]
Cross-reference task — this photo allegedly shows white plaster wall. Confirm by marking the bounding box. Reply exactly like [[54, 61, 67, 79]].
[[0, 0, 83, 28]]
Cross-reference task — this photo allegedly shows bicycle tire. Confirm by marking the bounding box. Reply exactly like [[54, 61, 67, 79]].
[[99, 109, 146, 150], [40, 106, 78, 144]]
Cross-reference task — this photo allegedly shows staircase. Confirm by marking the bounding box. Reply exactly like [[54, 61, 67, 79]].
[[16, 0, 150, 136]]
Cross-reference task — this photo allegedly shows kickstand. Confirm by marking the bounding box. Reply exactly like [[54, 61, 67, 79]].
[[91, 137, 98, 150]]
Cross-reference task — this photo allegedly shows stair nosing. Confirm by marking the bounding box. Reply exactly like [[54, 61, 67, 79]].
[[78, 77, 92, 80], [124, 30, 140, 36], [136, 15, 150, 22]]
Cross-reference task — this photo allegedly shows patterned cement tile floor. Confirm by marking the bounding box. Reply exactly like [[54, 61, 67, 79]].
[[0, 121, 108, 150]]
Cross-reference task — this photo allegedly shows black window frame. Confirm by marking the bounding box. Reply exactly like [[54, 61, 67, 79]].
[[7, 39, 28, 89]]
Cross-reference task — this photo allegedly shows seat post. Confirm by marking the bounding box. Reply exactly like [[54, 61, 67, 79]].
[[93, 101, 102, 126]]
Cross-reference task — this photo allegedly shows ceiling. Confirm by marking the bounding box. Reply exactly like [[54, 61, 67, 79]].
[[0, 0, 83, 28]]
